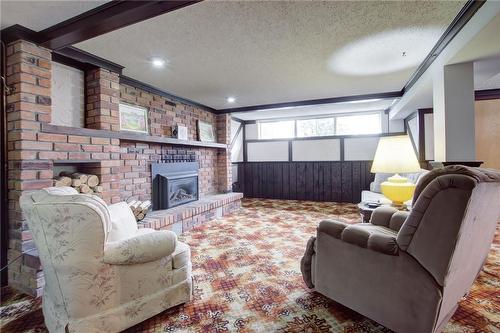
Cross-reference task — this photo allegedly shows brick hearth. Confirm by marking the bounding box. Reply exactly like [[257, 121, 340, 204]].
[[139, 192, 243, 234], [5, 39, 238, 296]]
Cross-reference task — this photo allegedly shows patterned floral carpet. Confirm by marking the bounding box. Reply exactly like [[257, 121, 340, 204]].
[[1, 199, 499, 332]]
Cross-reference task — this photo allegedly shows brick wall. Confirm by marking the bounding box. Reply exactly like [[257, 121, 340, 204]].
[[119, 143, 218, 201], [4, 39, 233, 296], [118, 84, 221, 200], [6, 40, 54, 296], [85, 68, 120, 131], [120, 84, 215, 139]]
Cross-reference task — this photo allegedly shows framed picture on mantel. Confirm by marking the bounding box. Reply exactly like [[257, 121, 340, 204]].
[[197, 120, 216, 142], [119, 103, 149, 134]]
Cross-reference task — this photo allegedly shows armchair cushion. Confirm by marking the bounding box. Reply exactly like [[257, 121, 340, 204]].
[[318, 220, 398, 255], [107, 202, 139, 242], [171, 241, 191, 269], [104, 230, 177, 265]]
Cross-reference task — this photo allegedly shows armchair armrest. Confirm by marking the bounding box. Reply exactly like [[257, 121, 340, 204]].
[[103, 230, 177, 265], [317, 220, 399, 256], [318, 220, 348, 238], [370, 206, 409, 232]]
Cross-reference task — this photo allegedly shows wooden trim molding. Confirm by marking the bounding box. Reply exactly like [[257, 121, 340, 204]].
[[54, 47, 124, 74], [417, 108, 433, 166], [475, 89, 500, 101], [0, 24, 41, 45], [38, 1, 202, 50], [51, 52, 89, 71]]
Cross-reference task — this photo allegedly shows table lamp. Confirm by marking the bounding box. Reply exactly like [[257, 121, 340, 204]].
[[371, 135, 421, 206]]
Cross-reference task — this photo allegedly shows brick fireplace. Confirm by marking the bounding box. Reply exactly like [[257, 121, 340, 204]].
[[5, 39, 239, 296]]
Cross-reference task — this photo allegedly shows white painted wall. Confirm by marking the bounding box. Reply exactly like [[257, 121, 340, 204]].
[[424, 113, 434, 160], [407, 116, 419, 154], [51, 62, 85, 127], [230, 120, 241, 140], [231, 130, 244, 162], [344, 137, 380, 161], [247, 141, 289, 161], [381, 112, 405, 133], [230, 120, 244, 163], [433, 62, 476, 161], [292, 139, 341, 161], [245, 123, 259, 140]]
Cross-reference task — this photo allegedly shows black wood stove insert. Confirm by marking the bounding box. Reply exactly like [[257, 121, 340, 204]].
[[152, 162, 199, 210]]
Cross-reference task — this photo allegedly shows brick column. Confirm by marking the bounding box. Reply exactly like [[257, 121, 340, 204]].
[[216, 114, 232, 193], [85, 68, 120, 131], [85, 68, 122, 203], [5, 40, 53, 296]]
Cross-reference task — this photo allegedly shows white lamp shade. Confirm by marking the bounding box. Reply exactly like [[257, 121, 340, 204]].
[[371, 135, 421, 174]]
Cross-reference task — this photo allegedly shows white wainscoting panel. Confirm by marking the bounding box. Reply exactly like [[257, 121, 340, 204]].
[[247, 141, 289, 161], [292, 139, 341, 161], [344, 137, 380, 160]]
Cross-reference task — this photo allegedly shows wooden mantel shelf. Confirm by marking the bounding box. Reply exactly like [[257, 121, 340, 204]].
[[41, 124, 228, 149]]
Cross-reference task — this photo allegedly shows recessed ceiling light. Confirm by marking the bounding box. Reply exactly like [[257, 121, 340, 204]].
[[226, 97, 236, 103], [151, 58, 166, 68]]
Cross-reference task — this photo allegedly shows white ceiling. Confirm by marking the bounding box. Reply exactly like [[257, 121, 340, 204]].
[[233, 98, 396, 121], [0, 1, 109, 31], [75, 0, 465, 109], [390, 4, 500, 120]]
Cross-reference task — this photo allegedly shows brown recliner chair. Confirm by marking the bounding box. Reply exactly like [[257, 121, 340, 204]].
[[301, 166, 500, 333]]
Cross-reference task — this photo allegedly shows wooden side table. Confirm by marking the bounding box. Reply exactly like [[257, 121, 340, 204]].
[[358, 203, 377, 223], [358, 202, 410, 223]]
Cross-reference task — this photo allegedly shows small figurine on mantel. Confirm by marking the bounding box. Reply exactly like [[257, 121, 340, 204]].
[[172, 125, 188, 140]]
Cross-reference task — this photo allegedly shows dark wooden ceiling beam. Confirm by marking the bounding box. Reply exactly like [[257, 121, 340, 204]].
[[39, 0, 202, 50], [216, 91, 403, 114], [401, 0, 485, 94]]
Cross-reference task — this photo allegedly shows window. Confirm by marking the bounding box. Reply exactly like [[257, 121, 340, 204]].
[[335, 113, 381, 135], [257, 112, 381, 139], [258, 120, 295, 139], [297, 117, 335, 137]]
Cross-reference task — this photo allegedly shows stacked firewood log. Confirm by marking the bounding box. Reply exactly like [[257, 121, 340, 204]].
[[127, 200, 152, 221], [53, 172, 102, 194]]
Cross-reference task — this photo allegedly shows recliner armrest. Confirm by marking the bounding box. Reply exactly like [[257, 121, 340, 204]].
[[103, 230, 177, 265], [370, 206, 409, 232], [318, 220, 399, 256], [318, 220, 348, 238]]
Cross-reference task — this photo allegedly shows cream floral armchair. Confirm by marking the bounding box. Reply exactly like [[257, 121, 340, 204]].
[[20, 187, 192, 333]]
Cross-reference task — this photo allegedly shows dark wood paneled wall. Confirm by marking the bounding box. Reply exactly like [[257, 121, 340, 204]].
[[236, 161, 373, 203]]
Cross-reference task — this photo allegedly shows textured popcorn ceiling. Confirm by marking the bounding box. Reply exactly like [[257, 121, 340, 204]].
[[76, 1, 466, 109], [0, 1, 110, 31]]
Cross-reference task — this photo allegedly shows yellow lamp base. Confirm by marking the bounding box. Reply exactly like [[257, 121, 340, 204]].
[[380, 174, 416, 206]]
